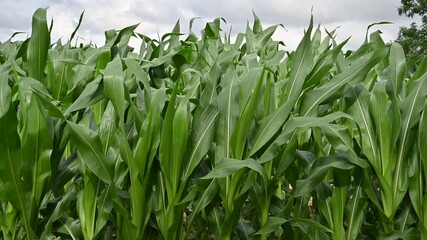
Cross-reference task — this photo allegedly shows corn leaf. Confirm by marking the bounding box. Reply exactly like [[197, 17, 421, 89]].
[[27, 8, 50, 82]]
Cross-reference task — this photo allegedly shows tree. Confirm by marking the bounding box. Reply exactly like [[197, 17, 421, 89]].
[[397, 0, 427, 59]]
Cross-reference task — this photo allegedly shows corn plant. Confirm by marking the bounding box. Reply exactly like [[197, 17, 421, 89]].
[[0, 8, 427, 240]]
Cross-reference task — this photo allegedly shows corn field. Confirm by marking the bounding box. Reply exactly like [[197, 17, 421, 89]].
[[1, 8, 427, 240]]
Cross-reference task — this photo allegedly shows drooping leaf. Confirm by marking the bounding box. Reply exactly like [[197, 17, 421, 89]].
[[201, 157, 267, 181], [68, 122, 114, 184]]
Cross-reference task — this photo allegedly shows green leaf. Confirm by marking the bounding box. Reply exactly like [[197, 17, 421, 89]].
[[171, 98, 189, 192], [393, 72, 427, 214], [255, 217, 286, 235], [285, 15, 313, 105], [257, 112, 352, 163], [41, 186, 79, 238], [369, 81, 394, 179], [390, 42, 406, 96], [346, 84, 379, 170], [123, 58, 151, 96], [304, 38, 349, 90], [115, 23, 139, 57], [345, 169, 365, 240], [0, 106, 34, 238], [20, 93, 52, 221], [77, 172, 99, 239], [231, 67, 264, 159], [185, 179, 219, 229], [377, 228, 420, 240], [331, 169, 350, 240], [293, 155, 354, 197], [408, 150, 423, 221], [27, 8, 50, 82], [104, 58, 126, 121], [159, 84, 178, 198], [0, 72, 11, 118], [419, 105, 427, 181], [289, 218, 333, 234], [182, 104, 218, 181], [201, 158, 267, 181], [68, 121, 114, 184], [300, 47, 388, 116], [70, 11, 84, 42], [65, 77, 103, 115], [248, 18, 313, 156], [215, 66, 239, 163]]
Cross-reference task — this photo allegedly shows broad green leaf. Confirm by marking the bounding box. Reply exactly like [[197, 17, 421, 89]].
[[185, 179, 219, 229], [256, 217, 286, 235], [124, 58, 151, 96], [256, 25, 278, 51], [345, 169, 365, 240], [230, 67, 264, 159], [99, 102, 117, 154], [134, 89, 165, 175], [257, 112, 352, 163], [300, 47, 388, 116], [303, 38, 349, 90], [408, 150, 423, 221], [320, 124, 369, 168], [116, 24, 139, 57], [95, 47, 111, 77], [27, 8, 50, 82], [182, 104, 219, 181], [419, 106, 427, 180], [159, 84, 178, 198], [393, 72, 427, 214], [282, 112, 352, 137], [201, 157, 267, 181], [0, 106, 34, 238], [77, 172, 99, 240], [104, 58, 126, 121], [68, 122, 114, 184], [285, 15, 313, 106], [65, 77, 103, 115], [32, 87, 66, 120], [370, 81, 394, 178], [390, 42, 406, 96], [41, 186, 79, 238], [171, 98, 189, 192], [20, 94, 52, 222], [0, 72, 10, 118], [215, 66, 239, 163], [94, 185, 113, 236], [249, 97, 294, 156], [346, 84, 379, 170], [235, 217, 255, 240], [377, 228, 420, 240], [331, 169, 350, 240], [293, 155, 354, 197], [289, 218, 333, 233], [19, 76, 66, 119], [248, 18, 313, 156]]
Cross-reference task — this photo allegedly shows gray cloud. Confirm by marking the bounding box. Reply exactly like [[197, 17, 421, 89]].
[[0, 0, 419, 50]]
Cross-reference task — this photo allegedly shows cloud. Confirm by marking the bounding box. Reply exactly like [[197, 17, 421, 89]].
[[0, 0, 419, 51]]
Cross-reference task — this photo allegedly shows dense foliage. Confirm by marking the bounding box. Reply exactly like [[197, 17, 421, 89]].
[[397, 0, 427, 60], [1, 8, 427, 240]]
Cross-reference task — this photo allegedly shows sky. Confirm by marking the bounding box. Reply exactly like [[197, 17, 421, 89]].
[[0, 0, 420, 51]]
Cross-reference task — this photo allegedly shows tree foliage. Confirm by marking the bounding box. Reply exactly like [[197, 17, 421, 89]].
[[397, 0, 427, 59]]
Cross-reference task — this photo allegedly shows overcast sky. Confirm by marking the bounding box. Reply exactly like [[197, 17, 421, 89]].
[[0, 0, 419, 51]]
